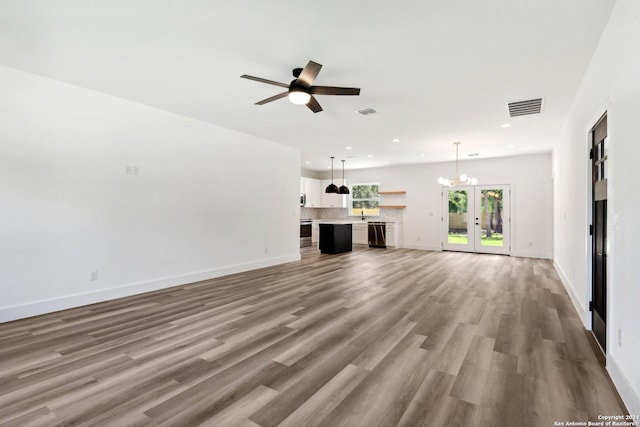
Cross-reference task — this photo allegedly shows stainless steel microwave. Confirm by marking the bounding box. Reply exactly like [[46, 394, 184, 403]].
[[300, 193, 306, 207]]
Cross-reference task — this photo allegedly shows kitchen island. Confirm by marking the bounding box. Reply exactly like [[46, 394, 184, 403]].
[[318, 223, 352, 254]]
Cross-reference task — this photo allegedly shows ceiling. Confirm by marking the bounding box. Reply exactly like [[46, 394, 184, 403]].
[[0, 0, 615, 171]]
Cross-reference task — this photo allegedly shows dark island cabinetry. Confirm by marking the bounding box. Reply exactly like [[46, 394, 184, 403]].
[[319, 223, 352, 254]]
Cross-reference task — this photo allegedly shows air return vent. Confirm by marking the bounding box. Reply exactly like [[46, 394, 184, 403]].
[[355, 107, 377, 116], [507, 98, 543, 117]]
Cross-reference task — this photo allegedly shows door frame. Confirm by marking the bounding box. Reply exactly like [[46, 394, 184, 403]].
[[587, 110, 612, 354], [441, 184, 511, 255]]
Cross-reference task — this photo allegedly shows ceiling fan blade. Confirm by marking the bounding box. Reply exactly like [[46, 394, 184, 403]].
[[255, 92, 289, 105], [297, 61, 322, 88], [306, 95, 323, 113], [240, 74, 289, 88], [310, 86, 360, 96]]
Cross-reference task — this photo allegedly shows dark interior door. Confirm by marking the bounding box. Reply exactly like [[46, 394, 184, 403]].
[[591, 114, 607, 352]]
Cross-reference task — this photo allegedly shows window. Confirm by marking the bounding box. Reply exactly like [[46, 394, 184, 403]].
[[350, 183, 379, 216]]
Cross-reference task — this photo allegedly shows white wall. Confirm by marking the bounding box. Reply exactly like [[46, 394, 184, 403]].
[[553, 0, 640, 414], [341, 152, 553, 258], [0, 65, 301, 322]]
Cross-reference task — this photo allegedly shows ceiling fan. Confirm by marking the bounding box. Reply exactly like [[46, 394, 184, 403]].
[[240, 60, 360, 113]]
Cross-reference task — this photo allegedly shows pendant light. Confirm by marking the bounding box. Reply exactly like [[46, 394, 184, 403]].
[[338, 159, 350, 194], [437, 141, 478, 186], [325, 156, 339, 193]]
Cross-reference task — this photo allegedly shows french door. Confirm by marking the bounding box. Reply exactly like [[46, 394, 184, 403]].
[[442, 185, 510, 255]]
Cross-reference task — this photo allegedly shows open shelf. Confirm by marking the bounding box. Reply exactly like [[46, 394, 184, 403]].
[[379, 191, 406, 208]]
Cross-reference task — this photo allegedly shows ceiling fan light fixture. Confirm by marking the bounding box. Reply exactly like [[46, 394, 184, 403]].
[[241, 61, 360, 113], [288, 90, 311, 105]]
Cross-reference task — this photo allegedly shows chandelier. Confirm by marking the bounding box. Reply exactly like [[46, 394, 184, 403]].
[[437, 141, 478, 186]]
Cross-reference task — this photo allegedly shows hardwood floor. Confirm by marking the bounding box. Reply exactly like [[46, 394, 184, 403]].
[[0, 248, 627, 426]]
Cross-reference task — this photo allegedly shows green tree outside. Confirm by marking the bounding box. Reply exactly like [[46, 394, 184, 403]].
[[351, 183, 379, 216]]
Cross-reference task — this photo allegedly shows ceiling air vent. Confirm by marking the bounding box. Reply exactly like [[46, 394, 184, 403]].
[[355, 107, 377, 116], [507, 98, 543, 117]]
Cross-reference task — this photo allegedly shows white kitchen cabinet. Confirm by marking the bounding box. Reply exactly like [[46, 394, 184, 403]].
[[302, 177, 322, 207], [320, 179, 347, 208], [385, 222, 402, 248], [352, 222, 368, 245], [311, 222, 319, 243]]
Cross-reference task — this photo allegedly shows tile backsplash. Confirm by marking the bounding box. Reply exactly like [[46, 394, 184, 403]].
[[300, 207, 403, 222]]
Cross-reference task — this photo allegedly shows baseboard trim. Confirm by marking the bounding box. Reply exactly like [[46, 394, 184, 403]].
[[399, 244, 552, 258], [554, 262, 640, 415], [511, 250, 552, 259], [608, 354, 640, 416], [553, 260, 589, 327], [401, 243, 441, 251], [0, 254, 301, 323]]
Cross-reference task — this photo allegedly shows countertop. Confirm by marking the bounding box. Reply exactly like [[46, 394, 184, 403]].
[[312, 219, 402, 224]]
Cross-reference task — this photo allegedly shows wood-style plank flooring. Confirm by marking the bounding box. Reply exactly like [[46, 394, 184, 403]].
[[0, 248, 627, 426]]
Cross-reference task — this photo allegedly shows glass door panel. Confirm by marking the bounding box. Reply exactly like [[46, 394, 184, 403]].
[[474, 185, 510, 255], [479, 189, 504, 247], [442, 187, 473, 252]]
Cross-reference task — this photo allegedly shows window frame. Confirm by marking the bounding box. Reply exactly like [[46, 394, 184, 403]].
[[348, 182, 380, 217]]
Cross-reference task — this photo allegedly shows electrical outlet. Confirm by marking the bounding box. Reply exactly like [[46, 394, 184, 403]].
[[618, 328, 622, 347], [125, 165, 132, 175], [90, 270, 98, 281], [133, 166, 139, 175], [264, 247, 269, 254]]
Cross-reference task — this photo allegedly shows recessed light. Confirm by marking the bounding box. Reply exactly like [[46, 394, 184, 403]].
[[467, 153, 480, 157], [392, 138, 400, 143], [347, 156, 355, 159], [507, 144, 516, 148], [385, 161, 390, 164], [345, 146, 352, 150], [305, 161, 310, 164], [420, 154, 425, 157], [367, 154, 374, 158], [501, 123, 512, 128]]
